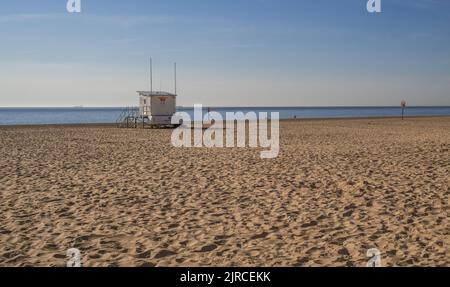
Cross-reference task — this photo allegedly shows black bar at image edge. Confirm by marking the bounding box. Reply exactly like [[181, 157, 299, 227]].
[[0, 267, 446, 286]]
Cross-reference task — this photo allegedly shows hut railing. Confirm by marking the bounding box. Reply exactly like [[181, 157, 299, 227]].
[[116, 106, 141, 128]]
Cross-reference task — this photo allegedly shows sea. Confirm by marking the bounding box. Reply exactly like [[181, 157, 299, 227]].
[[0, 106, 450, 126]]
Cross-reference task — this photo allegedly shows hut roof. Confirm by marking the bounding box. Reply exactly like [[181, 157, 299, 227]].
[[137, 91, 177, 97]]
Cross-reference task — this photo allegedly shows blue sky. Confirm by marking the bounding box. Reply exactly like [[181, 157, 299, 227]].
[[0, 0, 449, 107]]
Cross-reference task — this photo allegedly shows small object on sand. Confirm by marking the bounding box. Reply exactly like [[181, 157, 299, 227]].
[[401, 100, 407, 120]]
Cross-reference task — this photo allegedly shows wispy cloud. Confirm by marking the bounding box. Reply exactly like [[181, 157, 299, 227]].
[[0, 13, 177, 27], [81, 14, 176, 27], [390, 0, 450, 10], [0, 13, 63, 23]]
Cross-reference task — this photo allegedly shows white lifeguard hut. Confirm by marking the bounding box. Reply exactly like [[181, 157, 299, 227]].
[[137, 60, 178, 126], [138, 91, 177, 125]]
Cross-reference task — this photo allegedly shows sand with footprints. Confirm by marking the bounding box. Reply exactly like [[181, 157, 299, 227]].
[[0, 117, 448, 266]]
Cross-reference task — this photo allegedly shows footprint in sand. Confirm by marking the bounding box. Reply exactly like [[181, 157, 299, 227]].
[[136, 250, 151, 259], [301, 221, 318, 228], [139, 262, 156, 267], [197, 244, 218, 252], [295, 256, 310, 266], [154, 249, 177, 259], [250, 232, 269, 240]]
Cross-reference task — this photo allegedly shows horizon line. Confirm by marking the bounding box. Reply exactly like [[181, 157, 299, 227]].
[[1, 105, 450, 109]]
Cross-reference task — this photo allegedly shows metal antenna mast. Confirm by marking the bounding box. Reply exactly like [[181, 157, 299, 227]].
[[150, 57, 153, 94], [174, 62, 177, 95]]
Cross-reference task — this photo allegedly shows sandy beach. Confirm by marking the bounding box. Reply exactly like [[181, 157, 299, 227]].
[[0, 117, 448, 267]]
